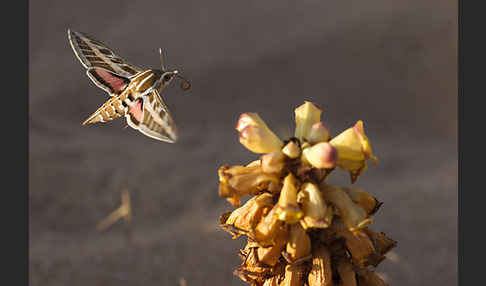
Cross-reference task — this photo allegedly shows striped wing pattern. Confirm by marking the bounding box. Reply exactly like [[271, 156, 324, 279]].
[[68, 29, 142, 78], [127, 89, 178, 143]]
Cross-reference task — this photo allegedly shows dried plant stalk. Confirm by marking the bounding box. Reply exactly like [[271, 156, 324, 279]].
[[308, 245, 334, 286]]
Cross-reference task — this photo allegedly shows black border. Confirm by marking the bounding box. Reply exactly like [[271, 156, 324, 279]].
[[457, 0, 465, 285], [5, 0, 28, 284], [457, 0, 462, 283], [459, 0, 486, 285]]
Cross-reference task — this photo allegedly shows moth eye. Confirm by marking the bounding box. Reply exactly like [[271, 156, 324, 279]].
[[163, 74, 172, 81]]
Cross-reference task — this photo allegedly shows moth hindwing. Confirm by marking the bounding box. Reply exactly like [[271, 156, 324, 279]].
[[68, 29, 181, 143]]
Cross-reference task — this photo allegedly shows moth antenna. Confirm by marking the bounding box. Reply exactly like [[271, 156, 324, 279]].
[[158, 48, 167, 71]]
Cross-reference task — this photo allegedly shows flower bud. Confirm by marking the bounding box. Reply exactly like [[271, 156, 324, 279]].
[[237, 113, 283, 154], [239, 125, 283, 154], [297, 182, 329, 229], [294, 101, 322, 142], [329, 120, 377, 183], [285, 223, 311, 263], [276, 173, 303, 224], [321, 184, 372, 232], [308, 122, 330, 144], [281, 140, 301, 159], [235, 112, 266, 132], [302, 142, 338, 169], [308, 245, 333, 286], [261, 151, 286, 174]]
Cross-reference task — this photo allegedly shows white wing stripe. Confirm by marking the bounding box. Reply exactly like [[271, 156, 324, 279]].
[[70, 30, 129, 76], [136, 73, 154, 91]]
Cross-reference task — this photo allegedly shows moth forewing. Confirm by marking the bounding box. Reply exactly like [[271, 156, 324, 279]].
[[68, 29, 142, 77]]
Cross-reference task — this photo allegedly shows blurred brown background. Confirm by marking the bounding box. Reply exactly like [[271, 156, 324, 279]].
[[29, 0, 457, 285]]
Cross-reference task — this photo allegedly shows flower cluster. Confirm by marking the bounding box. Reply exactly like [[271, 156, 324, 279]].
[[218, 102, 396, 286]]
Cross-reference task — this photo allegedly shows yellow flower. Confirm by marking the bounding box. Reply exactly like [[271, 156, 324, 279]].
[[341, 186, 382, 215], [301, 142, 338, 169], [294, 101, 322, 142], [275, 173, 303, 224], [329, 120, 377, 183], [218, 165, 279, 207], [321, 183, 373, 232], [297, 182, 330, 229], [285, 223, 311, 263], [236, 113, 283, 153], [308, 122, 330, 144], [261, 151, 286, 174], [281, 140, 301, 158]]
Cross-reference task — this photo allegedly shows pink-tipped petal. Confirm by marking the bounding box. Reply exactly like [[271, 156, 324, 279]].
[[239, 125, 283, 154], [235, 112, 265, 132], [302, 142, 338, 169], [308, 122, 330, 144]]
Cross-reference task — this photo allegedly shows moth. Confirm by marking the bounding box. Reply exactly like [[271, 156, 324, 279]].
[[68, 29, 190, 143]]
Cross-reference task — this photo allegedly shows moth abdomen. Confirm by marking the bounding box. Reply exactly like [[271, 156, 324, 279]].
[[82, 96, 125, 125]]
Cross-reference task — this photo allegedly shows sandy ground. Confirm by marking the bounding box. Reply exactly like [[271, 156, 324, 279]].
[[29, 0, 457, 285]]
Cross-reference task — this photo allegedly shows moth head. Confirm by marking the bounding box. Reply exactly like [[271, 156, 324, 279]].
[[161, 70, 191, 91], [161, 70, 178, 84]]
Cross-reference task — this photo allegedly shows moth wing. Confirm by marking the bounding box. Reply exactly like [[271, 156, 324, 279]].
[[86, 67, 130, 96], [68, 29, 143, 77], [125, 89, 178, 143]]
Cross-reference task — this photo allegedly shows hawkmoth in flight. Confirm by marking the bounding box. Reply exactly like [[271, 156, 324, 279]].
[[68, 29, 190, 142]]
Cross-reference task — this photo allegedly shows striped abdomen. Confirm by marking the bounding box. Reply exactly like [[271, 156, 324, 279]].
[[82, 96, 127, 125]]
